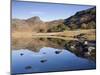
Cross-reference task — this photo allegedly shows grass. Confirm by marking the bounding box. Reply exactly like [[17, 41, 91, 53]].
[[12, 29, 96, 41]]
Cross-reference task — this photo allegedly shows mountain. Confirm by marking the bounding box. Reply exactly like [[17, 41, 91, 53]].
[[12, 7, 96, 32], [12, 16, 47, 32], [64, 7, 96, 29], [12, 19, 30, 31], [26, 16, 43, 25]]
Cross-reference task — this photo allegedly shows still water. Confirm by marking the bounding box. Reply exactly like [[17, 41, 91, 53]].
[[12, 47, 96, 74]]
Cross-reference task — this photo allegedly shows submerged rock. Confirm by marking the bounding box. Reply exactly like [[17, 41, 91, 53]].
[[43, 52, 46, 54], [20, 53, 24, 56], [40, 59, 47, 63], [25, 66, 32, 70], [55, 50, 62, 54]]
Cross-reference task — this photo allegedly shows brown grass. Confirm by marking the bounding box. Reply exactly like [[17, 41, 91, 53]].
[[12, 29, 96, 41]]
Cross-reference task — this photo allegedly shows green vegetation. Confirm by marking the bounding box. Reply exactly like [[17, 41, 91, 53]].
[[47, 24, 70, 32], [81, 21, 96, 29]]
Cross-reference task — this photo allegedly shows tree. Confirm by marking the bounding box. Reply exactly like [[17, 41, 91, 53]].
[[70, 23, 78, 29], [39, 29, 44, 32], [81, 23, 87, 29], [87, 21, 96, 29]]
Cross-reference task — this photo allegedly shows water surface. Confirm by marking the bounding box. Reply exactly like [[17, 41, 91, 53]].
[[12, 37, 96, 74]]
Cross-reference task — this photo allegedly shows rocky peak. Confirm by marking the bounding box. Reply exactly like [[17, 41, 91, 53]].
[[27, 16, 42, 23]]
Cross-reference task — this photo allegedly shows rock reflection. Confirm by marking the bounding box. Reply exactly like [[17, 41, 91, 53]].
[[12, 37, 96, 61]]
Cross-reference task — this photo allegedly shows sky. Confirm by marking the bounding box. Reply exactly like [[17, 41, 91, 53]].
[[12, 0, 95, 21]]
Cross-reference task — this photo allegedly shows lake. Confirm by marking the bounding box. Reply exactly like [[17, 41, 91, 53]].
[[11, 37, 96, 74]]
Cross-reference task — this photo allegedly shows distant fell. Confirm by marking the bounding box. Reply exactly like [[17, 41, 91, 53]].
[[12, 7, 96, 32]]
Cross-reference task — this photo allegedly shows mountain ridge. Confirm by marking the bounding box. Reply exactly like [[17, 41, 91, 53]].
[[12, 7, 96, 32]]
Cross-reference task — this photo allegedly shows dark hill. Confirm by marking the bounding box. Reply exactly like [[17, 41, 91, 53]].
[[64, 7, 96, 29]]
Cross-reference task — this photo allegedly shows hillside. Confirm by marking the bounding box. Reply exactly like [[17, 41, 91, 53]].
[[64, 7, 96, 29], [12, 7, 96, 32]]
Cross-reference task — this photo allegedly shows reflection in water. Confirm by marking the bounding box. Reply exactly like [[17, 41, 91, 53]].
[[12, 37, 96, 74], [12, 48, 96, 74], [12, 37, 68, 52], [12, 37, 96, 60]]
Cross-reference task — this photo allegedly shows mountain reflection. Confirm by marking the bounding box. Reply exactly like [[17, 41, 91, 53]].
[[12, 36, 96, 61]]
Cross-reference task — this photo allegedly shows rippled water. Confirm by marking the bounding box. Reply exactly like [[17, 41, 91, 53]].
[[12, 47, 96, 74]]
